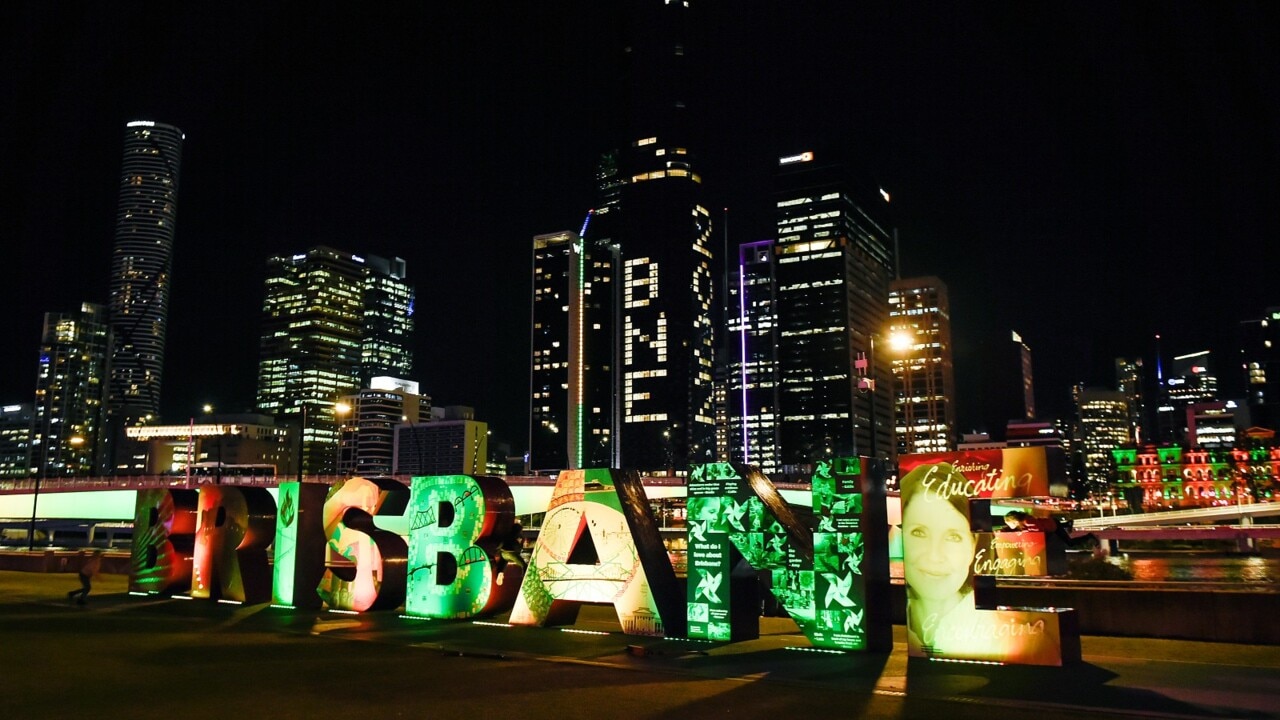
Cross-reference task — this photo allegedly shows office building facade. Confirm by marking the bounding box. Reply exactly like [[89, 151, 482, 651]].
[[612, 141, 715, 475], [888, 276, 957, 455], [565, 0, 715, 475], [1157, 350, 1219, 443], [32, 303, 112, 477], [256, 247, 414, 475], [395, 406, 487, 476], [528, 226, 617, 473], [1114, 357, 1147, 444], [1186, 400, 1242, 450], [1075, 388, 1132, 495], [0, 404, 33, 477], [773, 152, 893, 473], [125, 414, 292, 475], [338, 378, 426, 477], [1241, 308, 1280, 432], [725, 240, 781, 475]]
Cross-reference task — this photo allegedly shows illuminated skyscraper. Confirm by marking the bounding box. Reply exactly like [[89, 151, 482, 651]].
[[616, 166, 715, 474], [1240, 308, 1280, 432], [726, 240, 781, 475], [774, 152, 893, 473], [528, 225, 617, 473], [256, 247, 414, 474], [586, 0, 714, 474], [104, 120, 183, 472], [1075, 388, 1131, 495], [1114, 357, 1147, 443], [0, 403, 33, 477], [107, 121, 183, 420], [1157, 350, 1218, 442], [888, 276, 957, 455], [32, 303, 112, 477]]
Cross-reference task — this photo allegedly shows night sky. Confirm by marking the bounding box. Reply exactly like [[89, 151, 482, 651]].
[[4, 2, 1278, 452]]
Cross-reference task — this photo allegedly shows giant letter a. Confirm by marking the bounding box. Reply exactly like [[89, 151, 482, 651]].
[[509, 468, 683, 637]]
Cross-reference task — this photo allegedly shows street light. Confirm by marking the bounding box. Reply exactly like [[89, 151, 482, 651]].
[[296, 402, 307, 484], [887, 329, 918, 454], [29, 435, 83, 551], [203, 404, 222, 485], [334, 401, 352, 476]]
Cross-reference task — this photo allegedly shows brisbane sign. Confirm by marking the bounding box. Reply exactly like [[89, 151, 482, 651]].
[[129, 450, 1079, 666]]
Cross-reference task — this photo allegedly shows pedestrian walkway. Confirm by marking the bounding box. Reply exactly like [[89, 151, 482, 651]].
[[2, 570, 1276, 719]]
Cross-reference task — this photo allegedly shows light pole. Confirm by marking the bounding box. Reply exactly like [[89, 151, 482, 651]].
[[887, 330, 915, 454], [203, 404, 222, 485], [296, 402, 307, 484], [29, 435, 82, 551], [856, 334, 881, 459], [334, 401, 352, 476], [28, 452, 46, 552]]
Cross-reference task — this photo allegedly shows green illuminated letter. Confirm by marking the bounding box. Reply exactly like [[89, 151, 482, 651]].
[[405, 475, 523, 618]]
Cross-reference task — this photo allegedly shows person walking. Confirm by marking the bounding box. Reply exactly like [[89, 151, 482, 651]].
[[67, 549, 103, 605]]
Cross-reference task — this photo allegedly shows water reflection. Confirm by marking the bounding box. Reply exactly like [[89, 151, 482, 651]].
[[1107, 554, 1278, 584], [890, 554, 1280, 586]]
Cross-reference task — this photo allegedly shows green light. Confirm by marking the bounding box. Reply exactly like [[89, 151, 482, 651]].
[[574, 238, 585, 469]]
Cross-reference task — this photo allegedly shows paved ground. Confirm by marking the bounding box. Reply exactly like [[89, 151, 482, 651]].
[[3, 570, 1278, 720]]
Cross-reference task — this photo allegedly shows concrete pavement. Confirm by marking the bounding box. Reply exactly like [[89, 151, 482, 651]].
[[2, 570, 1277, 719]]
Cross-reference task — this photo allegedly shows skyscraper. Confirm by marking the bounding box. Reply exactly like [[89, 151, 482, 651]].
[[528, 225, 617, 473], [359, 255, 415, 380], [32, 303, 112, 477], [888, 276, 957, 455], [527, 2, 718, 475], [571, 0, 714, 475], [980, 330, 1037, 440], [726, 240, 781, 475], [1240, 308, 1280, 432], [774, 152, 893, 473], [106, 121, 183, 422], [256, 247, 414, 474], [1114, 357, 1146, 443], [103, 120, 183, 472], [0, 403, 34, 477], [1075, 388, 1131, 496], [1157, 350, 1219, 442]]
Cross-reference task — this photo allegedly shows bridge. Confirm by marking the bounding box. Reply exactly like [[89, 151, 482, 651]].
[[0, 474, 700, 548], [5, 476, 1278, 552], [1069, 502, 1280, 553], [1073, 502, 1280, 530]]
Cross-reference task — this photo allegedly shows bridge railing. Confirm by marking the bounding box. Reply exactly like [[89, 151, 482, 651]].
[[0, 475, 369, 494], [1073, 501, 1280, 530]]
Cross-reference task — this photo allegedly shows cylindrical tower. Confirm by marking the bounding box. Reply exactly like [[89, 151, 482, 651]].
[[107, 120, 184, 419]]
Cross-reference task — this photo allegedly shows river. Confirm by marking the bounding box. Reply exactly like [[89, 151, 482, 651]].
[[1103, 551, 1280, 585]]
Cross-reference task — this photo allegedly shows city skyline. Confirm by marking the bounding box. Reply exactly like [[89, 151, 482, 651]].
[[4, 3, 1278, 450]]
